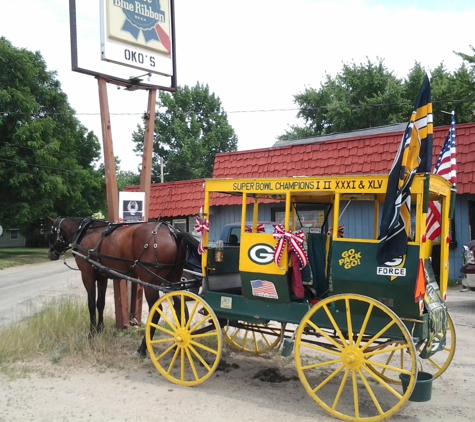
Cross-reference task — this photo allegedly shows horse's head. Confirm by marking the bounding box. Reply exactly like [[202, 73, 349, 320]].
[[46, 217, 71, 260]]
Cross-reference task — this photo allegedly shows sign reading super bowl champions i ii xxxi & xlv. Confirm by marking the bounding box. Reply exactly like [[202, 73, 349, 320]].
[[100, 0, 173, 76]]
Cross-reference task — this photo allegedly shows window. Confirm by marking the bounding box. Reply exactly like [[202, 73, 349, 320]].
[[10, 229, 19, 240], [172, 219, 187, 232], [189, 216, 199, 236], [273, 205, 329, 234]]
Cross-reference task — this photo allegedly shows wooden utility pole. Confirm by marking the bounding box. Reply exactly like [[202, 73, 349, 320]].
[[129, 88, 157, 324], [97, 77, 129, 329]]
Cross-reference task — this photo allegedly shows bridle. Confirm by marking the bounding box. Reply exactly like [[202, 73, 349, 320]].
[[48, 217, 70, 258]]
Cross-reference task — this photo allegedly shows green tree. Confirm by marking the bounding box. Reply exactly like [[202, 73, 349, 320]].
[[117, 169, 140, 192], [280, 58, 409, 140], [280, 57, 475, 141], [429, 62, 475, 126], [454, 45, 475, 65], [0, 37, 105, 234], [132, 83, 238, 182]]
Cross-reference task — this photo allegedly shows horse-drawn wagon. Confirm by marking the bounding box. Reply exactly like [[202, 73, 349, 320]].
[[146, 173, 454, 421], [48, 172, 454, 421]]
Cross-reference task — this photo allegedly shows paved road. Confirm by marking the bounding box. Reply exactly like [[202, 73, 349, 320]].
[[0, 258, 84, 327]]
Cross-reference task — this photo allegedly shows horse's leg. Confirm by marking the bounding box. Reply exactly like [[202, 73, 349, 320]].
[[81, 273, 97, 336], [136, 287, 161, 358], [96, 274, 108, 333]]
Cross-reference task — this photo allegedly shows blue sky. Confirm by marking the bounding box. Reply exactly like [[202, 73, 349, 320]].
[[1, 0, 475, 172]]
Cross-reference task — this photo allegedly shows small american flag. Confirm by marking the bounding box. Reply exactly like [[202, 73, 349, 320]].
[[434, 114, 457, 184], [426, 114, 456, 241], [250, 280, 278, 298]]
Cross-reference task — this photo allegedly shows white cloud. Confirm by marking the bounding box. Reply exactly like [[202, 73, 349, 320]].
[[1, 0, 474, 171]]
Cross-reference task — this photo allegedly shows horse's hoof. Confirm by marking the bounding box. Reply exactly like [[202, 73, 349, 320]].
[[133, 351, 146, 359]]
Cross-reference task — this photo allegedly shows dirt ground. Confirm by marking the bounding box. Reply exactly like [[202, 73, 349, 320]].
[[0, 287, 474, 422]]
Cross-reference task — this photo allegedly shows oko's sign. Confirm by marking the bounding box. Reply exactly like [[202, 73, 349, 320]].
[[100, 0, 173, 76]]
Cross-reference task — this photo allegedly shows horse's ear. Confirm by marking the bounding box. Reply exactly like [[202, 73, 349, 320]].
[[48, 217, 55, 223]]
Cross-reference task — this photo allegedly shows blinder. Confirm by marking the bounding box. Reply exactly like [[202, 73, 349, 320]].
[[48, 218, 69, 258]]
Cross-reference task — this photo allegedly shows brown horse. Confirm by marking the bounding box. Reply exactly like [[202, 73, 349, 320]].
[[46, 216, 200, 357]]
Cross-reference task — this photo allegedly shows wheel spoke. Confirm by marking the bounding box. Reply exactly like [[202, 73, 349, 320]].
[[185, 347, 199, 380], [300, 342, 343, 358], [345, 297, 354, 346], [301, 357, 342, 371], [180, 294, 186, 328], [311, 363, 345, 394], [361, 365, 403, 398], [188, 343, 213, 371], [185, 300, 200, 329], [165, 296, 180, 328], [364, 342, 408, 358], [151, 305, 176, 331], [305, 319, 345, 351], [360, 319, 397, 352], [190, 338, 220, 355], [358, 368, 384, 415], [149, 335, 175, 345], [164, 345, 179, 373], [332, 367, 350, 411], [352, 369, 359, 419], [322, 303, 350, 346], [355, 303, 374, 347]]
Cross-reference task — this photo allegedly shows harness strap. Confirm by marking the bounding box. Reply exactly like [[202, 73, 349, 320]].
[[70, 219, 185, 278]]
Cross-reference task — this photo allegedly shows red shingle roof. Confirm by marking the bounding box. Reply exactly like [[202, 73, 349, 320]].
[[126, 123, 475, 217], [213, 123, 475, 194], [124, 179, 205, 219]]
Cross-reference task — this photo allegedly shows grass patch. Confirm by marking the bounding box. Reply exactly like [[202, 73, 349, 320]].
[[0, 248, 50, 269], [0, 296, 146, 378], [0, 248, 74, 270]]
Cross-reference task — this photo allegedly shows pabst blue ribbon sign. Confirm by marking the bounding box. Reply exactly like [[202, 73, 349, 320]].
[[115, 0, 168, 47], [101, 0, 173, 76]]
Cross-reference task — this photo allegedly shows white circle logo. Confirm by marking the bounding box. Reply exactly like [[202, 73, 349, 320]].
[[248, 244, 274, 265]]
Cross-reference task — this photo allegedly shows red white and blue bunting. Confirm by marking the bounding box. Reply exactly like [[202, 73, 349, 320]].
[[272, 224, 308, 269], [245, 223, 265, 233], [194, 217, 209, 254]]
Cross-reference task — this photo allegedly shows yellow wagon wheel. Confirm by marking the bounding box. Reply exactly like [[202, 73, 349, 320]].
[[146, 291, 222, 387], [223, 321, 284, 354], [367, 311, 456, 382], [295, 294, 417, 422]]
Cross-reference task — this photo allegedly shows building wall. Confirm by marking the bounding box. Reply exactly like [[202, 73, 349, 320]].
[[454, 194, 475, 279], [0, 229, 26, 248]]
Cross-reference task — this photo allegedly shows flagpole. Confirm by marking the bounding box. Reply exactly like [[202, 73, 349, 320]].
[[449, 110, 457, 219]]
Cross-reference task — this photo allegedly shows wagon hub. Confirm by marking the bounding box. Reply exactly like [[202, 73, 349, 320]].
[[174, 329, 190, 347], [342, 346, 363, 368]]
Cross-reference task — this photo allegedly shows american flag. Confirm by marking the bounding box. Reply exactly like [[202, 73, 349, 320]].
[[250, 280, 278, 298], [434, 114, 457, 184], [426, 114, 456, 241]]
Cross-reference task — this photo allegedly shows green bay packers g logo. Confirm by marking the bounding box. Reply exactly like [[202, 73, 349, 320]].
[[248, 244, 274, 265]]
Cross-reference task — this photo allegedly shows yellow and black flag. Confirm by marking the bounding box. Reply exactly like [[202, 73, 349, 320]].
[[377, 74, 433, 265]]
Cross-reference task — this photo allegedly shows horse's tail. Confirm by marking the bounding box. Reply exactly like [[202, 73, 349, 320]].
[[178, 231, 201, 265]]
